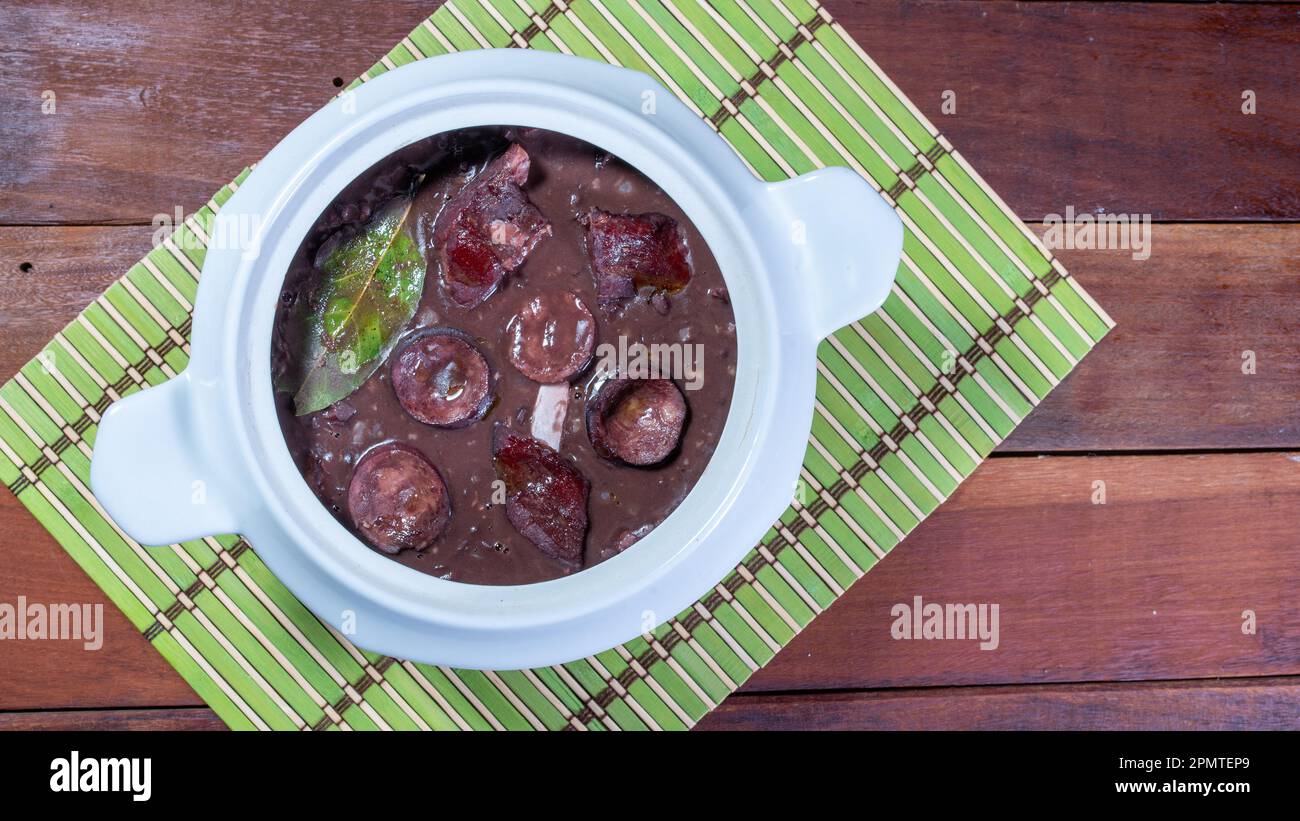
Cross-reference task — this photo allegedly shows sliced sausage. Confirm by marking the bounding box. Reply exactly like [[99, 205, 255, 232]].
[[586, 378, 688, 466], [347, 443, 451, 554], [391, 329, 492, 427], [582, 208, 692, 309], [492, 425, 589, 565], [506, 291, 597, 384]]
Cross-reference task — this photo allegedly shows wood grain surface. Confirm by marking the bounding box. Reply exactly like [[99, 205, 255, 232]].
[[1, 1, 1297, 224], [746, 452, 1300, 692], [701, 677, 1300, 731], [0, 708, 227, 732], [6, 675, 1298, 730], [1, 0, 1298, 730]]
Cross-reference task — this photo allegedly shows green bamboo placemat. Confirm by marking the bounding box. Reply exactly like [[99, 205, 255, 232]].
[[0, 0, 1112, 730]]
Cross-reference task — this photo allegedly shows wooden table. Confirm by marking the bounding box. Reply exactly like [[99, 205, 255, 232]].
[[1, 0, 1297, 731]]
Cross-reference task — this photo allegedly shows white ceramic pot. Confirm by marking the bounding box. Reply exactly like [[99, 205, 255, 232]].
[[90, 50, 902, 669]]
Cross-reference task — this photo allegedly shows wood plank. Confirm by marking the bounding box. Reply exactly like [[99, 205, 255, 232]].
[[839, 0, 1300, 223], [4, 676, 1296, 730], [5, 222, 1297, 452], [2, 1, 1297, 224], [699, 677, 1300, 731], [1002, 223, 1300, 452], [741, 451, 1300, 692], [0, 707, 226, 731], [1, 451, 1296, 709], [0, 0, 434, 224]]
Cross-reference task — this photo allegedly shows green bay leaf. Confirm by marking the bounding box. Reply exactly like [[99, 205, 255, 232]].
[[292, 196, 426, 415]]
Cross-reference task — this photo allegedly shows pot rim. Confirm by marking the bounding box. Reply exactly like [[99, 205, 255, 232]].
[[201, 51, 794, 661]]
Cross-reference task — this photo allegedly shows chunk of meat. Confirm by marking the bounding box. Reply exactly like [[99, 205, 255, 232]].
[[506, 291, 597, 383], [598, 523, 656, 562], [434, 143, 552, 307], [492, 426, 590, 565], [582, 208, 693, 309], [439, 226, 505, 309], [612, 524, 653, 553], [348, 443, 451, 554], [391, 329, 492, 427], [586, 378, 688, 466]]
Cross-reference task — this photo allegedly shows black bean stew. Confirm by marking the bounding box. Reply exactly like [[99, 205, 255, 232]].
[[272, 127, 737, 585]]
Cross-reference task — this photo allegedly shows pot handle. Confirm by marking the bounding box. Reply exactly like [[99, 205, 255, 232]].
[[90, 372, 243, 546], [762, 167, 903, 340]]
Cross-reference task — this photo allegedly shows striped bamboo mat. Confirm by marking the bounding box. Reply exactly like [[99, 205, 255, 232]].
[[0, 0, 1111, 730]]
